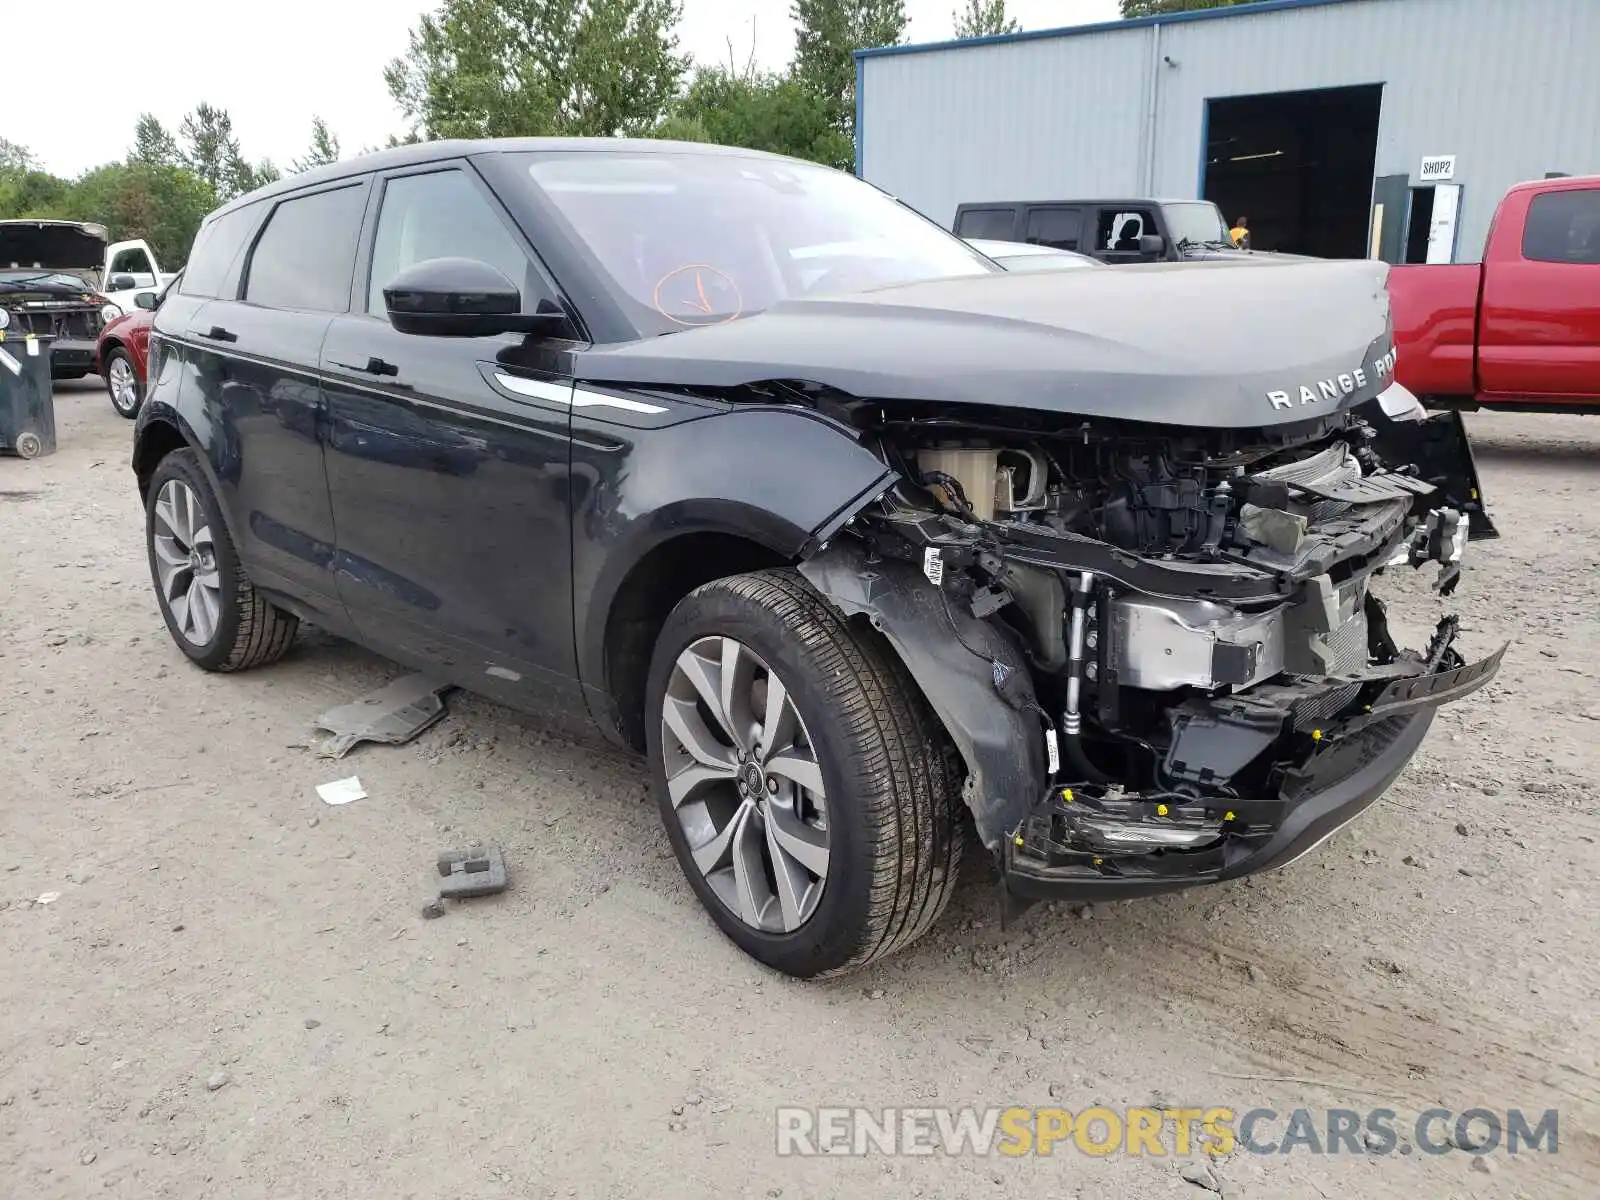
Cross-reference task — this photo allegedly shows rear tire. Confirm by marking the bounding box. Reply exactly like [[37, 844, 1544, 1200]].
[[645, 568, 965, 978], [144, 449, 298, 672]]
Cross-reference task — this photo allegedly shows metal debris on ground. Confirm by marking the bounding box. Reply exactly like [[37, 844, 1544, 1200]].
[[315, 776, 367, 806], [311, 673, 453, 759], [437, 845, 509, 900]]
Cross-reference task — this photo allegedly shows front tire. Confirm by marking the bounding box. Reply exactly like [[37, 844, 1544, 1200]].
[[144, 449, 298, 672], [104, 348, 143, 418], [645, 569, 965, 978]]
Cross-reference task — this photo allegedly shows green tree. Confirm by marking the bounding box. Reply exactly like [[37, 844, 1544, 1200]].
[[1119, 0, 1253, 16], [0, 137, 37, 173], [385, 0, 687, 140], [292, 116, 342, 172], [661, 65, 849, 166], [131, 114, 181, 167], [178, 102, 275, 200], [790, 0, 907, 168], [953, 0, 1018, 38]]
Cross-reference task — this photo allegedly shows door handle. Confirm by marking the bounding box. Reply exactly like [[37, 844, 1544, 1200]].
[[197, 325, 237, 343], [332, 357, 400, 377]]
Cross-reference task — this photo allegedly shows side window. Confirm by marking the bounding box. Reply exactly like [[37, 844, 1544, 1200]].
[[110, 246, 154, 276], [1024, 206, 1082, 251], [1097, 209, 1154, 252], [367, 170, 536, 315], [954, 208, 1018, 241], [1522, 189, 1600, 265], [179, 204, 263, 299], [243, 184, 367, 312]]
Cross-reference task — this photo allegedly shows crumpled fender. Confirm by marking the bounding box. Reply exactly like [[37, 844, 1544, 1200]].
[[798, 539, 1044, 850]]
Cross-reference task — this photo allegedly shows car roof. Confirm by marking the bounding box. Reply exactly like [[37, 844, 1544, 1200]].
[[957, 199, 1206, 209], [210, 137, 806, 219]]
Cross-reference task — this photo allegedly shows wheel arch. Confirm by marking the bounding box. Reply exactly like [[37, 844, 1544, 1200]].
[[132, 409, 247, 554], [595, 524, 796, 752]]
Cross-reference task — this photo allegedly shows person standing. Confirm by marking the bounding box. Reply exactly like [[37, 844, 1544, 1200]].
[[1229, 216, 1251, 249]]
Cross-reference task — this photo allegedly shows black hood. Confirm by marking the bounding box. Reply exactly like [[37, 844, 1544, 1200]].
[[0, 220, 108, 271], [574, 257, 1395, 430]]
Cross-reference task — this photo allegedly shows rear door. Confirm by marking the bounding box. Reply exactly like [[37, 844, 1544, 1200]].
[[1478, 185, 1600, 399], [180, 182, 367, 611], [319, 162, 582, 711], [1021, 205, 1085, 252]]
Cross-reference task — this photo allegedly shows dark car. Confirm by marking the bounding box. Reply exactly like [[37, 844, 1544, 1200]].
[[97, 273, 181, 418], [954, 198, 1252, 264], [0, 221, 120, 380], [132, 138, 1502, 978]]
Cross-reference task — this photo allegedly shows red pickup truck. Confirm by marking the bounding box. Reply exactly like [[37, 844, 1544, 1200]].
[[1389, 175, 1600, 413]]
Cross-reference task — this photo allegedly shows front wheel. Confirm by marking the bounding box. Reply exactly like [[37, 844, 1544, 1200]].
[[104, 348, 143, 418], [645, 569, 965, 978]]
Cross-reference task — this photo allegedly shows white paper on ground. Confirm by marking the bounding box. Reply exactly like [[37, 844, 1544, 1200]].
[[316, 776, 367, 806]]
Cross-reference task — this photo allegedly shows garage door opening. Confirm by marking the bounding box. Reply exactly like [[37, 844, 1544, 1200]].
[[1202, 84, 1382, 258]]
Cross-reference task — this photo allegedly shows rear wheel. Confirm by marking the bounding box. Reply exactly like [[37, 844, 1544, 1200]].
[[645, 569, 965, 978], [144, 449, 298, 672], [104, 348, 142, 418]]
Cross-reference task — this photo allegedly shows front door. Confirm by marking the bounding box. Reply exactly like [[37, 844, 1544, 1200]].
[[1093, 206, 1162, 263], [1479, 184, 1600, 400], [320, 163, 582, 711]]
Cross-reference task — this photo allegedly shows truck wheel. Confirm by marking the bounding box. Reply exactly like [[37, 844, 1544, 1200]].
[[645, 569, 965, 978], [104, 349, 143, 418], [144, 449, 298, 672]]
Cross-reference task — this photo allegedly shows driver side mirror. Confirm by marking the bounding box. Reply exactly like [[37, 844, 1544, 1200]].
[[1138, 233, 1166, 256], [383, 257, 572, 339], [134, 291, 159, 311], [110, 273, 138, 291]]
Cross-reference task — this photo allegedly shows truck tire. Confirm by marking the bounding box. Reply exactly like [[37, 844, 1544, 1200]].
[[645, 568, 965, 977], [144, 449, 298, 672]]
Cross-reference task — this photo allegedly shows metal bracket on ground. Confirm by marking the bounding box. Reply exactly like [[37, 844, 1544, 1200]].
[[312, 672, 454, 759]]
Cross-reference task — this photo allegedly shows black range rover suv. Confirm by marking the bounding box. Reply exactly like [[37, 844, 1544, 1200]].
[[133, 138, 1501, 978]]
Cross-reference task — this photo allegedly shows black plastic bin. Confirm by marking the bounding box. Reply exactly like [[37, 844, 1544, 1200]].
[[0, 332, 56, 459]]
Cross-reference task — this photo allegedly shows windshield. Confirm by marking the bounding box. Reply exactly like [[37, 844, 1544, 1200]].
[[517, 151, 996, 334], [1162, 202, 1231, 246]]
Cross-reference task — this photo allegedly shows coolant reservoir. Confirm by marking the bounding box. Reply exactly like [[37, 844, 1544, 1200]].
[[920, 448, 999, 521]]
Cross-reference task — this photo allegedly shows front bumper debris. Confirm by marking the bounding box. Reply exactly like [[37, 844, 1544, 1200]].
[[1002, 619, 1506, 901]]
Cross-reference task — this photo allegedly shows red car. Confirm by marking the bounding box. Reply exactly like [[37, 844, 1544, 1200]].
[[95, 272, 179, 418], [1389, 175, 1600, 414]]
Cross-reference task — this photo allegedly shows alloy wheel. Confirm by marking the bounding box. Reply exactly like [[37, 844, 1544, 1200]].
[[661, 636, 830, 933], [108, 356, 139, 414], [151, 479, 223, 646]]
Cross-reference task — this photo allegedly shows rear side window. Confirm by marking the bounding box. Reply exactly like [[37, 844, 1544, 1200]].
[[243, 184, 367, 312], [1522, 188, 1600, 264], [366, 169, 534, 314], [179, 204, 263, 299], [955, 208, 1018, 240], [1024, 206, 1082, 251]]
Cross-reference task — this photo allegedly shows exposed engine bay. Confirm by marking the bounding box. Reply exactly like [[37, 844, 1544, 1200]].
[[798, 387, 1505, 899]]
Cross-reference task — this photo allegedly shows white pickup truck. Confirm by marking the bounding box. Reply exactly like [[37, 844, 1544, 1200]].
[[0, 219, 172, 316]]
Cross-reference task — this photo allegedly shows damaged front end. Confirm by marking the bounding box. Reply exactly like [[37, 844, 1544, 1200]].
[[799, 386, 1505, 903]]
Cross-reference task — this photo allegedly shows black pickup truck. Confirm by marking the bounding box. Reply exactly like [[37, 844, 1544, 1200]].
[[953, 197, 1250, 264]]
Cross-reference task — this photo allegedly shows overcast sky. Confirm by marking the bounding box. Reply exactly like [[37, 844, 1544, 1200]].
[[14, 0, 1120, 177]]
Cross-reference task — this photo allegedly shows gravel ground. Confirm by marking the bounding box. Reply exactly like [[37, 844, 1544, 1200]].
[[2, 381, 1597, 1199]]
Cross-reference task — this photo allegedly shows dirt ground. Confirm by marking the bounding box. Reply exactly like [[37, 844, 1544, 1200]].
[[2, 380, 1596, 1199]]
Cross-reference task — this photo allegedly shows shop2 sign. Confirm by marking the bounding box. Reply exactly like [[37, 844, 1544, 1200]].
[[1418, 155, 1457, 183]]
